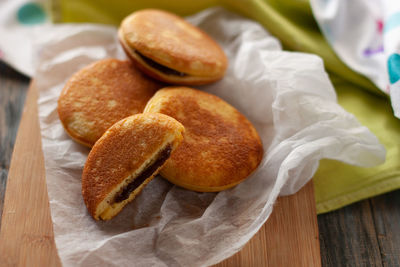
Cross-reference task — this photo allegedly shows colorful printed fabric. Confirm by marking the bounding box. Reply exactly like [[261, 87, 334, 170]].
[[311, 0, 400, 118], [0, 0, 49, 76]]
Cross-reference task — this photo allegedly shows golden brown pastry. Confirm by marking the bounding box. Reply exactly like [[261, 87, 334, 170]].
[[144, 87, 263, 192], [118, 9, 228, 85], [82, 113, 184, 220], [57, 58, 163, 147]]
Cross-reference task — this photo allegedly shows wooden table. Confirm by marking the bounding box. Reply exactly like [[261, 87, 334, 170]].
[[1, 62, 399, 266]]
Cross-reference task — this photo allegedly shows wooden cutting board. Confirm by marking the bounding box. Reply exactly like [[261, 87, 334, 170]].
[[0, 82, 321, 267]]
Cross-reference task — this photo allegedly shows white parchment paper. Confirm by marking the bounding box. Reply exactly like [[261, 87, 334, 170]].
[[35, 8, 385, 267]]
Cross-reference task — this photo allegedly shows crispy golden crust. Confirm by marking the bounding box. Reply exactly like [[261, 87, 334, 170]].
[[119, 9, 228, 83], [57, 58, 163, 147], [82, 113, 184, 220], [118, 30, 224, 85], [144, 87, 264, 192]]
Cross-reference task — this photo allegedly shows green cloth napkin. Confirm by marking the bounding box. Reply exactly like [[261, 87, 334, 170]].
[[52, 0, 400, 214]]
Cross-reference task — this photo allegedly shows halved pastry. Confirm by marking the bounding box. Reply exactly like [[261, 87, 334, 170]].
[[82, 113, 184, 220]]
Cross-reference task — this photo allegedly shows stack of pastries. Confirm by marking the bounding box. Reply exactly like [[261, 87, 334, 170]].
[[57, 9, 263, 221]]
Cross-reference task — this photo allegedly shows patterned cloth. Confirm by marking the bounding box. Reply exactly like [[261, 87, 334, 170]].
[[311, 0, 400, 118], [0, 0, 49, 76]]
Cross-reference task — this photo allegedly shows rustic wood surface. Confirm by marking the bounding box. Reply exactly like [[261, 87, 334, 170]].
[[0, 72, 60, 266], [0, 63, 29, 224], [1, 62, 399, 266], [318, 193, 400, 267]]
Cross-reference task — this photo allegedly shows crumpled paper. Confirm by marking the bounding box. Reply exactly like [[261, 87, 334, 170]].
[[35, 8, 385, 267]]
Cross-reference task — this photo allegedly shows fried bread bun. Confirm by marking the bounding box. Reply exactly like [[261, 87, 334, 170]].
[[118, 9, 228, 85], [58, 58, 163, 147], [144, 87, 263, 192]]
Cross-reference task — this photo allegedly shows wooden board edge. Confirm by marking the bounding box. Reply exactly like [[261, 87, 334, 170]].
[[0, 81, 61, 266]]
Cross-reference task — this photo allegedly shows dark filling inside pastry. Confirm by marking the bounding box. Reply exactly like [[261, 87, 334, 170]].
[[135, 51, 187, 77], [113, 145, 172, 203]]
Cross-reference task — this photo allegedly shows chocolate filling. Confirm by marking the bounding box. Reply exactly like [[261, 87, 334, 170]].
[[113, 145, 172, 203], [135, 51, 187, 77]]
